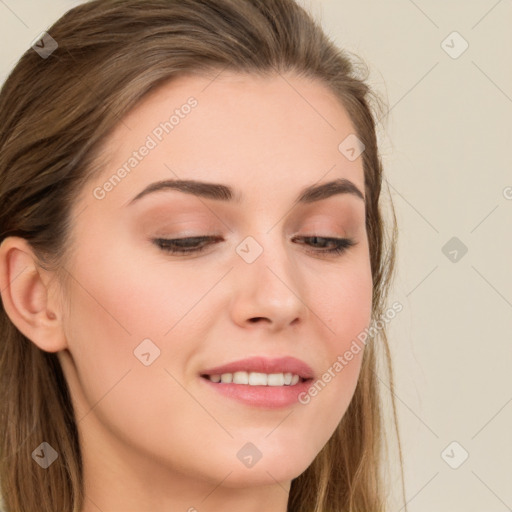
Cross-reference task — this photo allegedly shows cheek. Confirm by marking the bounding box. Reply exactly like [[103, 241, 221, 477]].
[[314, 254, 373, 349], [65, 233, 202, 342], [330, 261, 373, 377], [297, 257, 373, 441], [61, 241, 179, 415]]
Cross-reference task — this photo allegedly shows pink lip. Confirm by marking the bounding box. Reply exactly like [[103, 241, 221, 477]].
[[201, 377, 313, 409], [200, 356, 315, 379]]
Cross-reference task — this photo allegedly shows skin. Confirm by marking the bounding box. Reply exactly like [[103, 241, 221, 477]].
[[0, 71, 373, 512]]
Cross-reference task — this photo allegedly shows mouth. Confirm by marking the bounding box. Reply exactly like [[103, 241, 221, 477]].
[[198, 356, 315, 408]]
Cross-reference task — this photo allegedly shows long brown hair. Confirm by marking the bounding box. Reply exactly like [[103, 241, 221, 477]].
[[0, 1, 405, 510]]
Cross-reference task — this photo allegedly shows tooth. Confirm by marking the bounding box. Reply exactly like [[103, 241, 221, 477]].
[[213, 371, 302, 386], [267, 373, 285, 386], [249, 372, 268, 385], [232, 371, 249, 384], [220, 373, 233, 383]]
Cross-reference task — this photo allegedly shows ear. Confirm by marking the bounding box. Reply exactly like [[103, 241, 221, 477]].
[[0, 236, 67, 353]]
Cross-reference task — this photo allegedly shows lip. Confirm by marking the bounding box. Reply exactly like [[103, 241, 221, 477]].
[[200, 377, 313, 409], [200, 356, 315, 379]]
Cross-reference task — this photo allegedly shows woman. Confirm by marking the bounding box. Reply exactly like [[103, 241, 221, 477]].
[[0, 0, 405, 510]]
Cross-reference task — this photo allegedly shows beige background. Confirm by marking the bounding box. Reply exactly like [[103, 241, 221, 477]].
[[1, 1, 511, 510]]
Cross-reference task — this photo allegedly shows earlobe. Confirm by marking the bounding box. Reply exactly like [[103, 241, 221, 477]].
[[0, 236, 67, 353]]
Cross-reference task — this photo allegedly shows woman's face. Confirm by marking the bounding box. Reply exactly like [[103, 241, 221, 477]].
[[58, 71, 372, 491]]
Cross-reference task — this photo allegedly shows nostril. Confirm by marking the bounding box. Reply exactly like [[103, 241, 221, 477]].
[[249, 317, 268, 323]]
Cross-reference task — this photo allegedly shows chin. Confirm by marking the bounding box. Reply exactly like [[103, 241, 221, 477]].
[[219, 462, 309, 488], [207, 447, 315, 488]]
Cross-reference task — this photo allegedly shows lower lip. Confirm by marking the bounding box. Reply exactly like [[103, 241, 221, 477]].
[[200, 376, 313, 409]]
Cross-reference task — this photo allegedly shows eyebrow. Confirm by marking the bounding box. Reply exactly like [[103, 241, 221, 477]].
[[126, 177, 365, 206]]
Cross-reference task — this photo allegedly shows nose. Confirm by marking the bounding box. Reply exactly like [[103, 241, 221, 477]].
[[228, 235, 309, 332]]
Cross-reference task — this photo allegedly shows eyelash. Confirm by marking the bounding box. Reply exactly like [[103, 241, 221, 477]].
[[153, 235, 356, 256]]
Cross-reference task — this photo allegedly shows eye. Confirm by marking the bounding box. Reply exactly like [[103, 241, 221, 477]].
[[153, 236, 219, 255], [293, 236, 357, 255], [153, 235, 357, 257]]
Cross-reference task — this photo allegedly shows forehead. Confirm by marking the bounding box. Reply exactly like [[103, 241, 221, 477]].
[[85, 71, 365, 212]]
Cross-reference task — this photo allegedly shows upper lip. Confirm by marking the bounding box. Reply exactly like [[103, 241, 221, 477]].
[[200, 356, 315, 379]]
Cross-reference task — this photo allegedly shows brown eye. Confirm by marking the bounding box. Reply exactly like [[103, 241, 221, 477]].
[[153, 236, 219, 255], [293, 236, 356, 255]]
